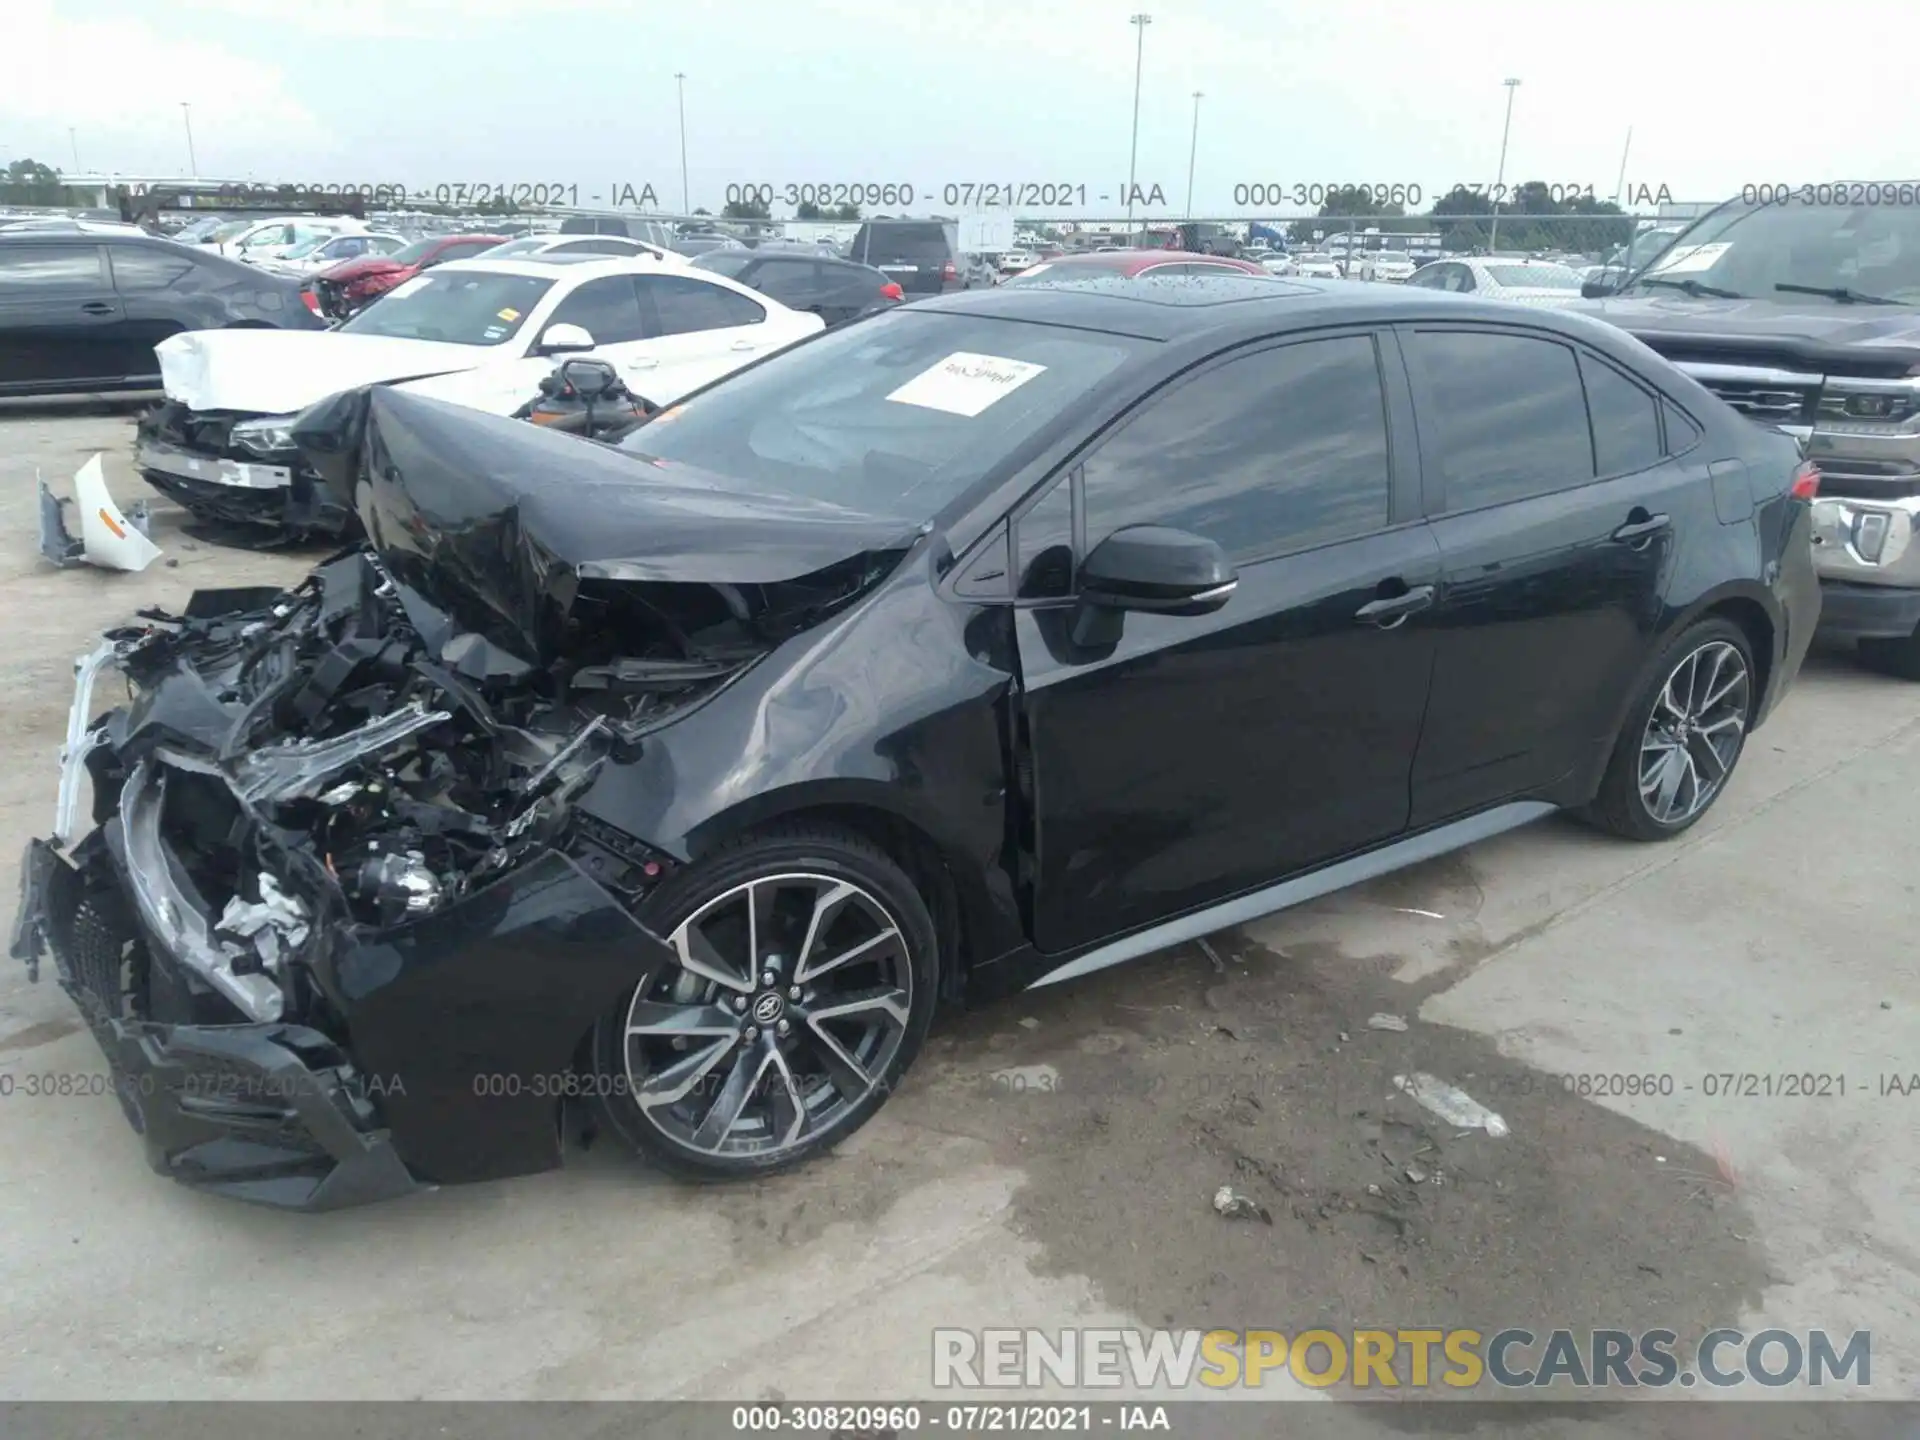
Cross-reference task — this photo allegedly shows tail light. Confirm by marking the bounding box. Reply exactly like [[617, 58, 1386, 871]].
[[879, 281, 904, 301], [941, 260, 957, 282], [300, 290, 320, 313], [1789, 460, 1820, 501]]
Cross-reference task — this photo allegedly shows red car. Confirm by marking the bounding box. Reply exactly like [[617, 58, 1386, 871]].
[[306, 233, 509, 321], [999, 249, 1271, 284]]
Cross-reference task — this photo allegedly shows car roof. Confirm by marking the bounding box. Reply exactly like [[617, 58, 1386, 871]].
[[1028, 249, 1262, 277], [914, 276, 1651, 350], [428, 254, 781, 306]]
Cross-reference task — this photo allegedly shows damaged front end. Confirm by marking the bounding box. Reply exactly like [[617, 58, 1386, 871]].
[[10, 549, 777, 1208], [135, 400, 356, 547]]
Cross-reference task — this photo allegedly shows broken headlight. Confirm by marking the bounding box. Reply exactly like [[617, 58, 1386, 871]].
[[230, 414, 302, 456]]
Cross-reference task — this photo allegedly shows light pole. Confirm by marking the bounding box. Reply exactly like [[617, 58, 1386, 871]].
[[179, 102, 198, 177], [1486, 77, 1519, 251], [1126, 13, 1151, 238], [674, 72, 689, 214], [1184, 90, 1203, 218], [68, 127, 79, 172], [1611, 124, 1633, 204]]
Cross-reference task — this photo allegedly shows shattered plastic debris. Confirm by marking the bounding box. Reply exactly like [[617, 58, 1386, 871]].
[[214, 873, 311, 976], [1212, 1185, 1273, 1224], [38, 455, 162, 573], [1406, 1163, 1429, 1184], [1366, 1012, 1409, 1032], [1393, 1072, 1511, 1137]]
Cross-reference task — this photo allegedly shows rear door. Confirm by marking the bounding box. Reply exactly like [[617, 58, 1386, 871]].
[[106, 242, 202, 379], [630, 272, 816, 400], [1404, 324, 1704, 823], [1013, 330, 1440, 952], [0, 242, 117, 392]]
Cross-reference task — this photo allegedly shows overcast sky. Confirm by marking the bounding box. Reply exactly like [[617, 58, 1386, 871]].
[[9, 0, 1916, 217]]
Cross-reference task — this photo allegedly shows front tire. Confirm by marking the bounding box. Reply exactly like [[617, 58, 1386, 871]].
[[592, 824, 939, 1180], [1582, 618, 1756, 841]]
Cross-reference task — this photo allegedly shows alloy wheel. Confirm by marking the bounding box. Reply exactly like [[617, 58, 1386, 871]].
[[621, 872, 914, 1160], [1637, 640, 1751, 826]]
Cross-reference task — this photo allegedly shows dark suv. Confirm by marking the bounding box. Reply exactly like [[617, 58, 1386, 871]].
[[850, 219, 973, 295], [1577, 189, 1920, 676], [15, 276, 1817, 1206], [0, 233, 320, 396]]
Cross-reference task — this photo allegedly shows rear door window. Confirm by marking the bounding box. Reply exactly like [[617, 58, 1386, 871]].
[[638, 275, 766, 335], [1579, 353, 1663, 476], [1409, 329, 1597, 509]]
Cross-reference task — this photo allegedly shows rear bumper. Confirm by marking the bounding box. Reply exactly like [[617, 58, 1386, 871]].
[[1815, 579, 1920, 642]]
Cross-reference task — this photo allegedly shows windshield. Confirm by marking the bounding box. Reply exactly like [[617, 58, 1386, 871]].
[[387, 238, 441, 266], [174, 216, 228, 243], [281, 237, 326, 260], [690, 251, 755, 277], [616, 310, 1146, 521], [474, 237, 547, 258], [338, 270, 554, 345], [1629, 202, 1920, 304], [1486, 263, 1581, 288]]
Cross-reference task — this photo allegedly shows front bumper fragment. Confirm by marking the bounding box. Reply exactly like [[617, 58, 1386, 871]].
[[14, 835, 422, 1210]]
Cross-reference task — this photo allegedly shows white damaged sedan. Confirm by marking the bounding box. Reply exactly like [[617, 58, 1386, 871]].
[[136, 256, 825, 541]]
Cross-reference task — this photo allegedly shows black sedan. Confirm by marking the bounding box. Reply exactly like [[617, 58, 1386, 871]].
[[690, 247, 903, 327], [0, 232, 322, 396], [13, 275, 1817, 1207]]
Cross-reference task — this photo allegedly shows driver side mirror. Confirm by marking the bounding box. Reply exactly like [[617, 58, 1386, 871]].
[[1582, 272, 1622, 298], [1071, 525, 1237, 647], [538, 322, 596, 355]]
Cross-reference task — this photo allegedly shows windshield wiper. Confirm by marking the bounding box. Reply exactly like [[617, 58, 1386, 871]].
[[1634, 277, 1747, 300], [1774, 282, 1904, 306]]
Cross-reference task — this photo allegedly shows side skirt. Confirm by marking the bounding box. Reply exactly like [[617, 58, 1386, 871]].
[[1025, 801, 1557, 990]]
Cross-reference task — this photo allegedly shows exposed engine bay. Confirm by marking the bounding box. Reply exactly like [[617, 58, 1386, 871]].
[[68, 540, 888, 1026]]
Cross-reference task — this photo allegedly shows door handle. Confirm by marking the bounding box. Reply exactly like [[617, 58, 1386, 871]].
[[80, 301, 116, 316], [1354, 584, 1435, 629], [1610, 512, 1671, 547], [627, 357, 659, 369], [729, 339, 759, 351]]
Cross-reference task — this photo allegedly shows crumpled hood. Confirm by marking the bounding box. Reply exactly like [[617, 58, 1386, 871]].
[[156, 328, 492, 414], [1566, 293, 1920, 371], [292, 387, 916, 666]]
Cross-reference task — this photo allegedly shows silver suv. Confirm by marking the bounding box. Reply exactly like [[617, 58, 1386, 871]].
[[1578, 190, 1920, 676]]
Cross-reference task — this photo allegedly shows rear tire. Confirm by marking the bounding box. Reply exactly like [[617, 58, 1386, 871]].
[[591, 824, 938, 1180], [1858, 625, 1920, 681], [1581, 618, 1756, 842]]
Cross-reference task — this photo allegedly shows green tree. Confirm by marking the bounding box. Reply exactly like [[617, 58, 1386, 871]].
[[830, 202, 860, 222], [722, 196, 771, 221], [794, 200, 824, 221], [694, 206, 711, 216], [1287, 184, 1407, 244], [1, 158, 68, 206]]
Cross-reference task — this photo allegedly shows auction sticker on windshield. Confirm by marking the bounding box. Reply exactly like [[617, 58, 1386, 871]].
[[886, 352, 1047, 417], [1648, 242, 1731, 275]]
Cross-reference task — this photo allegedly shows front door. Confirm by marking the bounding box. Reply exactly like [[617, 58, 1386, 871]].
[[1014, 331, 1441, 953], [0, 242, 117, 392]]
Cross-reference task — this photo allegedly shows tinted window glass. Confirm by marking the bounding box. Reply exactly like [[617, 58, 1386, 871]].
[[109, 246, 196, 290], [1664, 401, 1703, 455], [437, 241, 500, 262], [0, 244, 105, 289], [547, 275, 646, 344], [852, 223, 953, 264], [642, 275, 765, 335], [1083, 335, 1392, 562], [752, 259, 819, 298], [1016, 479, 1075, 598], [558, 238, 640, 255], [1412, 330, 1595, 508], [1580, 354, 1663, 475]]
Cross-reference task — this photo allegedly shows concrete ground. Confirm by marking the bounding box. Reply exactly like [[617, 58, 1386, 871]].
[[0, 404, 1913, 1413]]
